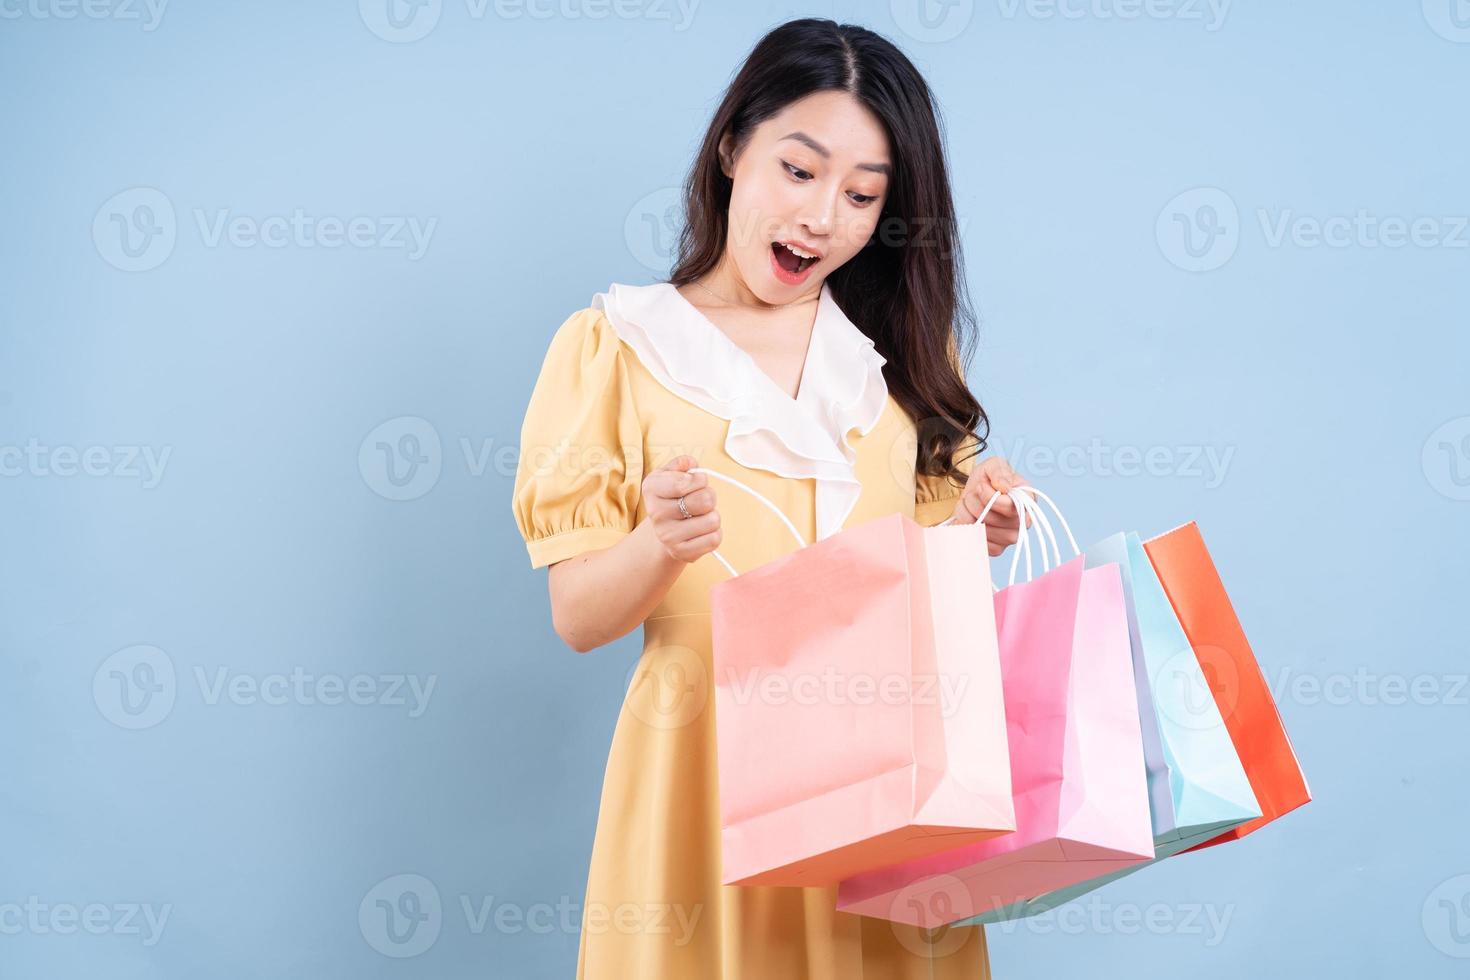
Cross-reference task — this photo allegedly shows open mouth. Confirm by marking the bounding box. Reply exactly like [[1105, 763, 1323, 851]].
[[771, 241, 819, 275]]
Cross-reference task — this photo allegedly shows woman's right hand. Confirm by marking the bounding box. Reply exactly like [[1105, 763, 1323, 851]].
[[642, 455, 722, 563]]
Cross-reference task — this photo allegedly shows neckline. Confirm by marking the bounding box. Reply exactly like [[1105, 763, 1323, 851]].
[[665, 281, 825, 408], [590, 279, 892, 540]]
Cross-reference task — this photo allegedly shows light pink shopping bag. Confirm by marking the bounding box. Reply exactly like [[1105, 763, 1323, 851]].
[[704, 469, 1016, 887], [836, 488, 1154, 926]]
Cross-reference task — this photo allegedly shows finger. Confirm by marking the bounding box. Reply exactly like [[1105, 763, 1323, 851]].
[[657, 455, 709, 493], [1008, 491, 1035, 527], [673, 527, 724, 561], [959, 477, 1001, 517], [993, 504, 1029, 532], [980, 488, 1016, 521], [990, 454, 1026, 485], [666, 486, 716, 518], [665, 509, 720, 541], [651, 466, 707, 498], [987, 525, 1019, 547]]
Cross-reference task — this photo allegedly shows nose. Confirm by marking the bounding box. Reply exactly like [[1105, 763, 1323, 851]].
[[798, 184, 839, 239]]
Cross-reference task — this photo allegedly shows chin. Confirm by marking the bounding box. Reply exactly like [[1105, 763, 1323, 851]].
[[735, 254, 783, 302]]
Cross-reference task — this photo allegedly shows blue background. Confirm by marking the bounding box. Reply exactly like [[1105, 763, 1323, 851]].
[[2, 1, 1467, 977]]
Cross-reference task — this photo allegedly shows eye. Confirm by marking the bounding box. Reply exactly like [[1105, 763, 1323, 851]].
[[783, 160, 880, 207]]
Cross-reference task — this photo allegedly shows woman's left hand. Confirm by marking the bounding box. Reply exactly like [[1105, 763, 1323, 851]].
[[947, 456, 1032, 557]]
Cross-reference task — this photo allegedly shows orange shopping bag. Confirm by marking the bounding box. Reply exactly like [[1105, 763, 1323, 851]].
[[1142, 521, 1311, 848], [701, 468, 1017, 887]]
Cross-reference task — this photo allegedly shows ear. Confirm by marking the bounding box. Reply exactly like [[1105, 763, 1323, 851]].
[[717, 133, 736, 178]]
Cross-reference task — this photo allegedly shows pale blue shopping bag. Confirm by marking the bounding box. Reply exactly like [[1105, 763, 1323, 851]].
[[959, 529, 1261, 924]]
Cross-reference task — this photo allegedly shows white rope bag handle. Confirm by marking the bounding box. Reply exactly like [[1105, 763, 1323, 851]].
[[939, 487, 1037, 591], [1005, 486, 1083, 590], [687, 467, 806, 578], [934, 483, 1083, 591], [682, 467, 1085, 590]]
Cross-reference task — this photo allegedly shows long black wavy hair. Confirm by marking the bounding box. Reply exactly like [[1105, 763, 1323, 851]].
[[668, 17, 987, 486]]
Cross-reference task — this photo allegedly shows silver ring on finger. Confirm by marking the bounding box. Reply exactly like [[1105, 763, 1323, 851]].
[[677, 494, 692, 520]]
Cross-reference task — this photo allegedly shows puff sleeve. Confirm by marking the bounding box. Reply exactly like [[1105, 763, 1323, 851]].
[[914, 431, 980, 527], [511, 308, 645, 569]]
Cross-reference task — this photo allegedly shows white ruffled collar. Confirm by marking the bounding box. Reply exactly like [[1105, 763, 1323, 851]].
[[590, 280, 890, 541]]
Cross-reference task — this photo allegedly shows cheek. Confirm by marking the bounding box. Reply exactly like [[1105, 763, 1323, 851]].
[[726, 177, 785, 251], [728, 163, 792, 216], [831, 211, 881, 257]]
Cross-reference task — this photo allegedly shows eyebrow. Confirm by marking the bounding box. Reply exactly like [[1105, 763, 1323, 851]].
[[780, 131, 891, 177]]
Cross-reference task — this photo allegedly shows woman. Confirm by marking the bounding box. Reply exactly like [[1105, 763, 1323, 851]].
[[512, 17, 1030, 978]]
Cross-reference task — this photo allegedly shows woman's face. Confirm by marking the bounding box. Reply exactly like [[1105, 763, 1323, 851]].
[[719, 90, 892, 302]]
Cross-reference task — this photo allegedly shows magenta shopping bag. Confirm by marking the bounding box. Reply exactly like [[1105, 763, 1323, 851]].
[[837, 488, 1155, 928]]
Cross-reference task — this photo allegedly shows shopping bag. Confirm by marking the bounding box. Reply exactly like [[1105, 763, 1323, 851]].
[[1142, 521, 1311, 849], [702, 468, 1016, 887], [959, 529, 1260, 924], [836, 488, 1154, 928]]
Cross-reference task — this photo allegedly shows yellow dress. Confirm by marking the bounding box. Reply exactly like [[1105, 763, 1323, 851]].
[[511, 283, 988, 979]]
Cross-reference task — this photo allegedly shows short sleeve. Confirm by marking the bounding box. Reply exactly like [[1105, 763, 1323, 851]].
[[914, 431, 980, 527], [511, 308, 645, 569]]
